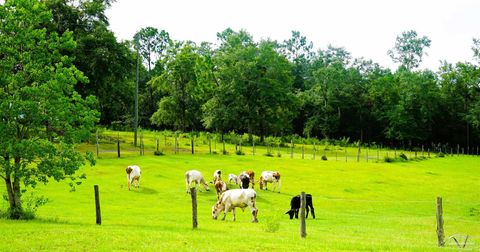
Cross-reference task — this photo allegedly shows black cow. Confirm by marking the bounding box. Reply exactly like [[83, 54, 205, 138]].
[[285, 194, 315, 219], [238, 173, 250, 189]]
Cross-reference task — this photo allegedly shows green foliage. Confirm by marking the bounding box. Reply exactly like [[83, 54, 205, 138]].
[[0, 0, 98, 219], [153, 150, 164, 156], [321, 155, 328, 161], [387, 30, 431, 70], [437, 152, 445, 158], [384, 156, 395, 163], [399, 153, 408, 160]]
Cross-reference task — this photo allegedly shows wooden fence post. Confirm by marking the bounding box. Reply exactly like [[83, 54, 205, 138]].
[[312, 143, 316, 160], [94, 185, 101, 225], [117, 133, 120, 158], [223, 140, 226, 155], [302, 144, 304, 159], [291, 140, 294, 159], [96, 130, 99, 158], [253, 141, 255, 155], [277, 143, 280, 157], [422, 145, 424, 157], [345, 149, 347, 162], [175, 133, 178, 154], [335, 148, 338, 161], [457, 144, 460, 156], [140, 132, 144, 156], [208, 134, 212, 154], [436, 197, 445, 247], [356, 142, 361, 162], [462, 147, 464, 155], [190, 187, 198, 229], [428, 148, 430, 158], [191, 136, 194, 154], [394, 147, 397, 159], [300, 192, 307, 238]]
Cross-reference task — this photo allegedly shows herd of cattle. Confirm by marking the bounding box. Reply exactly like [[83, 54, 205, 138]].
[[125, 165, 315, 222]]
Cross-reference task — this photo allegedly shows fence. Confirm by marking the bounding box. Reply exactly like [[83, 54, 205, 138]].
[[88, 130, 479, 162]]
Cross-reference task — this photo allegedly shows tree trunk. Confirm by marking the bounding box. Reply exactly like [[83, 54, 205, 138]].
[[5, 176, 22, 219]]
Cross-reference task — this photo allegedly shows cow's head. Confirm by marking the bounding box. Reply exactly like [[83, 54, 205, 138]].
[[203, 182, 210, 191], [211, 202, 224, 220], [126, 166, 133, 190], [259, 176, 265, 190], [285, 209, 295, 219]]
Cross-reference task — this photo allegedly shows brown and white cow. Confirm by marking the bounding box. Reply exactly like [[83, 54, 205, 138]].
[[126, 165, 141, 190], [214, 179, 227, 199], [212, 189, 258, 222], [213, 169, 222, 183], [259, 171, 281, 193], [185, 170, 210, 193]]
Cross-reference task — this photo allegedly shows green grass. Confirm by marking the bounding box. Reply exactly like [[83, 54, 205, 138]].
[[1, 145, 479, 251]]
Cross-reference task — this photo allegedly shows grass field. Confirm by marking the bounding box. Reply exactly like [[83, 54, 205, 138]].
[[0, 139, 479, 251]]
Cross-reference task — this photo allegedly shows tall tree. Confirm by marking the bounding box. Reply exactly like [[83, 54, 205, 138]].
[[205, 29, 297, 141], [134, 27, 170, 72], [0, 0, 98, 219], [150, 42, 211, 131], [45, 0, 136, 126], [387, 30, 431, 70]]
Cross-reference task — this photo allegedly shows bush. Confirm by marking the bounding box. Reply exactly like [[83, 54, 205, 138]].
[[437, 152, 445, 158], [321, 155, 328, 161], [235, 150, 245, 155], [264, 153, 274, 157], [384, 156, 395, 163], [154, 150, 164, 156]]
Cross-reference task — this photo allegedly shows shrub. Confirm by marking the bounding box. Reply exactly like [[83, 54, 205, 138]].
[[154, 150, 164, 156], [384, 156, 395, 163], [321, 155, 328, 161], [235, 150, 245, 155], [437, 152, 445, 158], [264, 153, 274, 157]]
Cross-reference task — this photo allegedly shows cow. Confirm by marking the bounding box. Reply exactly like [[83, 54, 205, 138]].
[[285, 194, 315, 219], [228, 174, 238, 185], [237, 173, 250, 189], [214, 179, 228, 199], [126, 165, 141, 191], [242, 170, 255, 189], [185, 170, 210, 193], [213, 169, 222, 183], [212, 189, 258, 222], [259, 171, 281, 193]]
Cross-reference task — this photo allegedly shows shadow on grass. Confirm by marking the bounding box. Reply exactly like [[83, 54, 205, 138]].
[[132, 186, 158, 195]]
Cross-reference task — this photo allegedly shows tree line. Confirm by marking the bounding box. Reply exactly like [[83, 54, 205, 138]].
[[6, 0, 480, 149]]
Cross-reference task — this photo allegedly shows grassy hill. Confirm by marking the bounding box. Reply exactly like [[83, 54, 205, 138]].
[[0, 141, 479, 251]]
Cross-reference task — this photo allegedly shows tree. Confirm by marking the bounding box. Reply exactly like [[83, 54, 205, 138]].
[[134, 27, 170, 72], [205, 29, 297, 141], [387, 30, 431, 70], [150, 42, 211, 131], [45, 0, 137, 126], [0, 0, 98, 219]]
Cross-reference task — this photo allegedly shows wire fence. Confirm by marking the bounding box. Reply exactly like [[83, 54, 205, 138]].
[[84, 129, 480, 162]]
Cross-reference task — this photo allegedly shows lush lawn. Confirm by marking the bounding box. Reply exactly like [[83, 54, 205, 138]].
[[0, 149, 479, 251]]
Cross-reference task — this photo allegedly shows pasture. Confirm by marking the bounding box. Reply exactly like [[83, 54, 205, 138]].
[[0, 143, 479, 251]]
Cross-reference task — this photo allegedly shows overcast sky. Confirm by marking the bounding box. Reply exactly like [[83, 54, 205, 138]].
[[105, 0, 480, 71]]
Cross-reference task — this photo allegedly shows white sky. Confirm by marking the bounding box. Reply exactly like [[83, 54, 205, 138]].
[[107, 0, 478, 70]]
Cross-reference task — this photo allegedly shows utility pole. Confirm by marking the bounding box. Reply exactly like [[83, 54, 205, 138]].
[[134, 46, 139, 147]]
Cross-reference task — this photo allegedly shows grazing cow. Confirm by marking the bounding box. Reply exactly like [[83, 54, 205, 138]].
[[214, 180, 228, 199], [259, 171, 281, 193], [237, 173, 250, 189], [285, 194, 315, 219], [228, 174, 238, 185], [212, 189, 258, 222], [126, 165, 141, 191], [242, 170, 255, 189], [213, 169, 222, 183], [185, 170, 210, 193]]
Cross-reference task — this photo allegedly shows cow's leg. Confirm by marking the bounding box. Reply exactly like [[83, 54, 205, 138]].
[[277, 180, 281, 193], [294, 209, 299, 219], [310, 205, 315, 219], [232, 207, 236, 221], [222, 203, 230, 221], [306, 206, 310, 218]]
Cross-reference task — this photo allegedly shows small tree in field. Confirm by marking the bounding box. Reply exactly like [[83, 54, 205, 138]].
[[0, 0, 99, 219]]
